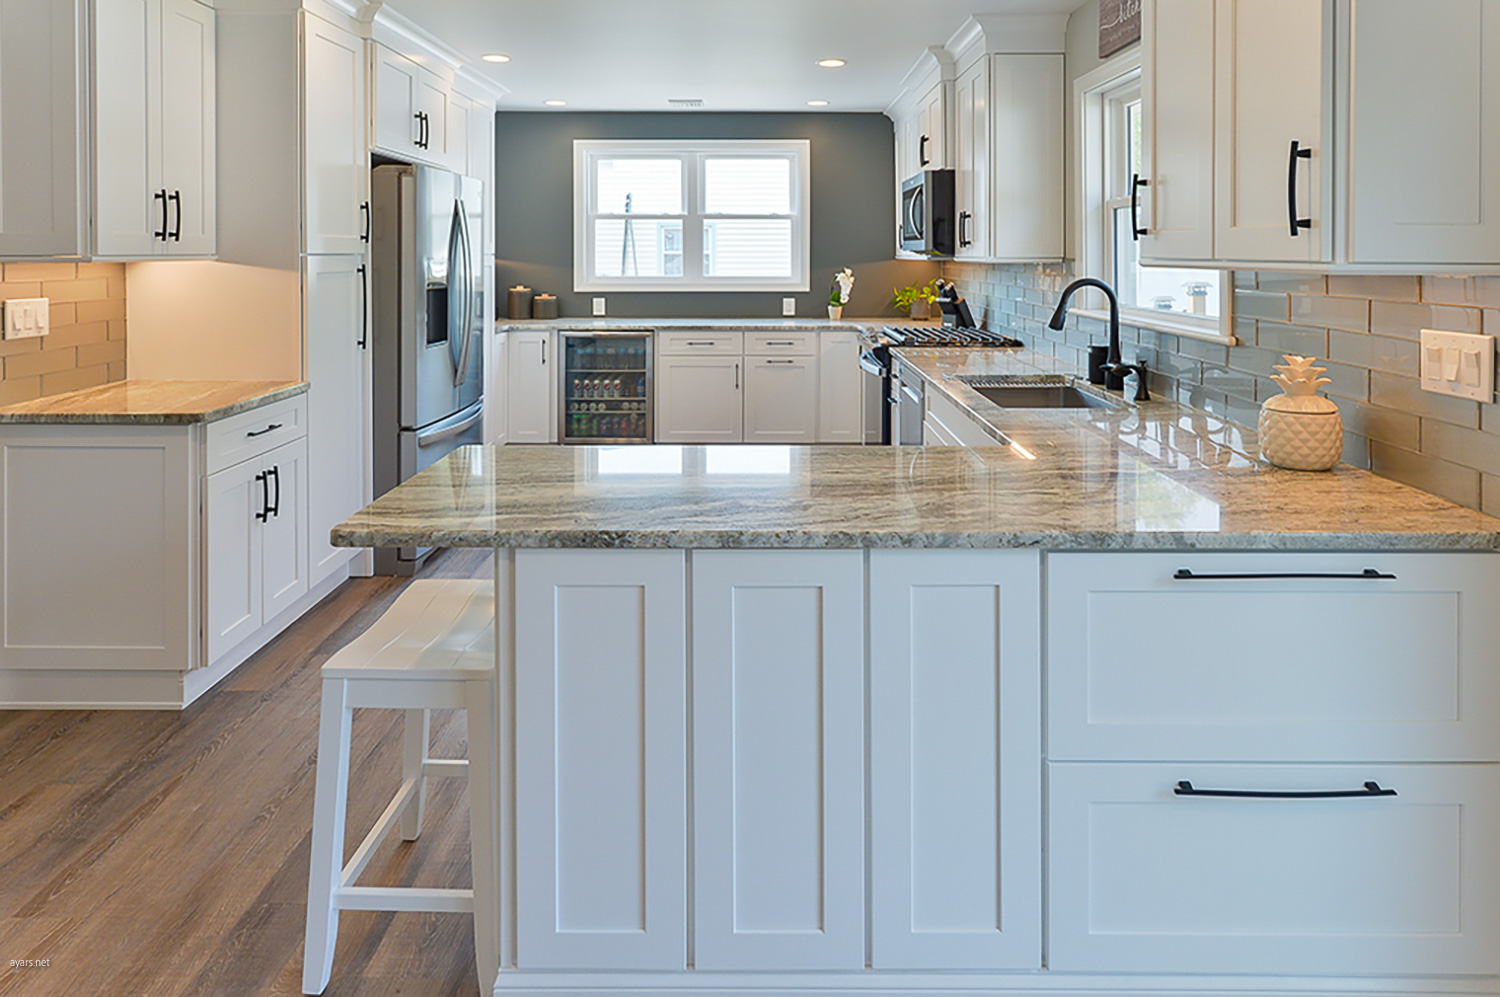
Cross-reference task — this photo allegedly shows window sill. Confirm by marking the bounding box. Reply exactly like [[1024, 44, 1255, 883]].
[[1071, 308, 1239, 347]]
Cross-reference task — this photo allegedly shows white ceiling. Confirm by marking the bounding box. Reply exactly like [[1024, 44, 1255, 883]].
[[385, 0, 1085, 112]]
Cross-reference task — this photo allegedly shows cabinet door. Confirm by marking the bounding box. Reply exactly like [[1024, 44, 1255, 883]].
[[654, 355, 742, 444], [693, 551, 865, 970], [743, 356, 816, 443], [1345, 0, 1500, 265], [1213, 0, 1330, 264], [414, 69, 449, 164], [505, 331, 555, 443], [372, 43, 423, 159], [158, 0, 214, 256], [917, 82, 947, 170], [513, 550, 687, 970], [204, 456, 263, 664], [953, 60, 989, 259], [0, 0, 86, 257], [990, 54, 1063, 261], [467, 95, 494, 183], [870, 551, 1041, 969], [816, 331, 862, 443], [1140, 0, 1216, 262], [444, 89, 470, 175], [259, 438, 308, 621], [93, 0, 161, 258], [304, 255, 369, 587], [1049, 762, 1500, 975], [303, 12, 367, 255]]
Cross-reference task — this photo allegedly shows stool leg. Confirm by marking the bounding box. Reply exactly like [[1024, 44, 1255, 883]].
[[400, 708, 431, 841], [465, 677, 500, 991], [303, 677, 353, 995]]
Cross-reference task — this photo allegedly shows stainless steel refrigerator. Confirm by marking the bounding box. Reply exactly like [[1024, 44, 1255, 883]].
[[370, 163, 485, 575]]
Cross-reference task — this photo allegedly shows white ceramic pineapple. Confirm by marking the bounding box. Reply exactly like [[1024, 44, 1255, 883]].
[[1258, 355, 1343, 471]]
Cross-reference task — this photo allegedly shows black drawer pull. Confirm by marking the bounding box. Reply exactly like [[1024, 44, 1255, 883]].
[[255, 471, 270, 523], [1131, 173, 1149, 240], [1288, 140, 1314, 237], [1172, 568, 1396, 581], [246, 423, 284, 438], [269, 465, 281, 518], [1176, 780, 1397, 800]]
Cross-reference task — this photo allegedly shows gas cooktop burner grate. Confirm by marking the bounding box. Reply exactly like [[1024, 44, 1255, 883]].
[[883, 325, 1024, 348]]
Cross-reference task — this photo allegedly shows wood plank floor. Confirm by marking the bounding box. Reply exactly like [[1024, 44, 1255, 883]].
[[0, 548, 493, 997]]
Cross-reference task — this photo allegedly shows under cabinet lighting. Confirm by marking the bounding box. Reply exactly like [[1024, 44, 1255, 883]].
[[482, 53, 511, 63], [817, 58, 847, 68], [807, 99, 830, 107], [544, 99, 567, 107]]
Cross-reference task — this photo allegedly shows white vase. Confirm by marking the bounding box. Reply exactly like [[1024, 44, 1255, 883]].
[[828, 305, 843, 320], [1258, 355, 1343, 471]]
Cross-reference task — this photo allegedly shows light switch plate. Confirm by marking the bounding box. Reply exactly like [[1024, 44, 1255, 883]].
[[1420, 328, 1494, 402], [782, 297, 796, 316], [592, 297, 606, 316], [3, 298, 49, 340]]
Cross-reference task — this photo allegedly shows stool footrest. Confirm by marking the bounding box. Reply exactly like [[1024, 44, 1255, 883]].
[[336, 886, 474, 914], [423, 758, 468, 779]]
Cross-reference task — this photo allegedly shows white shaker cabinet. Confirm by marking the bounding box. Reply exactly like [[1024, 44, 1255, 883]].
[[1138, 0, 1216, 262], [372, 41, 449, 168], [506, 330, 557, 443], [513, 550, 687, 970], [302, 11, 368, 256], [817, 331, 863, 443], [952, 58, 989, 259], [94, 0, 216, 258], [742, 356, 817, 444], [654, 355, 743, 444], [869, 551, 1042, 970], [692, 551, 866, 970]]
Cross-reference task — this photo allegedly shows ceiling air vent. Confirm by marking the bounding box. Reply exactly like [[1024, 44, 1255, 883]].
[[668, 98, 704, 108]]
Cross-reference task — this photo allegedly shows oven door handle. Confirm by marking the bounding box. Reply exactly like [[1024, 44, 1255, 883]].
[[859, 351, 886, 377]]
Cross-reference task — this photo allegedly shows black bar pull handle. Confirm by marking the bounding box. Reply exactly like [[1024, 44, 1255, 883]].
[[918, 134, 930, 167], [360, 201, 371, 243], [169, 190, 182, 242], [269, 466, 281, 518], [246, 422, 284, 438], [1288, 140, 1313, 237], [255, 471, 270, 523], [1173, 568, 1396, 581], [357, 263, 368, 349], [1176, 780, 1397, 800], [1131, 173, 1150, 240], [153, 190, 169, 240], [413, 111, 424, 148], [958, 211, 971, 248]]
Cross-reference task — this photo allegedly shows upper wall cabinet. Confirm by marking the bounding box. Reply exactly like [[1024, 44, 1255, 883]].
[[0, 0, 215, 261], [371, 40, 493, 179], [303, 10, 368, 256], [1142, 0, 1500, 271], [95, 0, 217, 258]]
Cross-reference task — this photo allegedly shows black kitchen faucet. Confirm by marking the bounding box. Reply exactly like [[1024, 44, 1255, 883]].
[[1047, 278, 1150, 402]]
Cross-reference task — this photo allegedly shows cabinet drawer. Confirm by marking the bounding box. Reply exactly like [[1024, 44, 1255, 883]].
[[1048, 761, 1500, 976], [656, 331, 743, 356], [206, 396, 308, 474], [1047, 552, 1500, 762], [745, 331, 816, 356]]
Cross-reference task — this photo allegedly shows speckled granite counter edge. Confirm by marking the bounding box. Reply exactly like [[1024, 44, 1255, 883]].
[[331, 526, 1500, 552], [494, 319, 894, 333], [0, 381, 309, 426]]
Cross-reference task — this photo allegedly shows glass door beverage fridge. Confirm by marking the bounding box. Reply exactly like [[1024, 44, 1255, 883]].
[[558, 331, 654, 444]]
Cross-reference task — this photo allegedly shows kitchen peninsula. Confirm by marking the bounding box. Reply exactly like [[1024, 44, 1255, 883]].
[[333, 381, 1500, 997]]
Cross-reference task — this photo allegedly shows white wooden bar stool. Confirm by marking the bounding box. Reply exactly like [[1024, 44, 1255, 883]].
[[303, 578, 498, 995]]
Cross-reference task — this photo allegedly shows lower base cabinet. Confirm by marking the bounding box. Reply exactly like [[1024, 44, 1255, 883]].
[[1048, 761, 1500, 976]]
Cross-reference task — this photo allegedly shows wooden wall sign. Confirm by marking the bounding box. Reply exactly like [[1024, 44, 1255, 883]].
[[1099, 0, 1142, 58]]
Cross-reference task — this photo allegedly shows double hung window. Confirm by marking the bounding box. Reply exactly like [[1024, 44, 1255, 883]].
[[574, 140, 811, 292]]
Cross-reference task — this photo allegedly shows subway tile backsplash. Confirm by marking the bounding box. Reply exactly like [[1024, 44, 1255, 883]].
[[0, 262, 127, 405], [944, 261, 1500, 512]]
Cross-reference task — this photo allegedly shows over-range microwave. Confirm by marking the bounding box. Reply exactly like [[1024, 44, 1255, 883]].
[[900, 169, 955, 256]]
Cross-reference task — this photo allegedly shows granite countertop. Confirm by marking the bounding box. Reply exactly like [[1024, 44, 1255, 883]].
[[495, 317, 897, 333], [0, 379, 308, 425]]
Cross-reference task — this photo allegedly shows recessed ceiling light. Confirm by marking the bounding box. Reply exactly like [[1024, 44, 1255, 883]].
[[807, 99, 830, 107], [544, 99, 567, 107], [482, 53, 511, 63], [818, 58, 847, 68]]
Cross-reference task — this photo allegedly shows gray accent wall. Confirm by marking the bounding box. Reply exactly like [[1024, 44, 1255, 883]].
[[491, 112, 940, 319]]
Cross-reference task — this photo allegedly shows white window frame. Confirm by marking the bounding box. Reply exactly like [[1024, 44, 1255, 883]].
[[1074, 52, 1236, 344], [574, 139, 812, 293]]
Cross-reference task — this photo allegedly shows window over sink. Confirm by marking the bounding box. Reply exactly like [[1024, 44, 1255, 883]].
[[574, 140, 810, 293]]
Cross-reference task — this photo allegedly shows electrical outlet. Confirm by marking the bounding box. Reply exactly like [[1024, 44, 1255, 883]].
[[782, 297, 797, 317], [3, 298, 49, 340], [1420, 328, 1494, 402], [592, 297, 607, 316]]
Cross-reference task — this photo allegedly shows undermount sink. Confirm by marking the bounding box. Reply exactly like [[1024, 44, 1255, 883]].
[[955, 374, 1122, 410]]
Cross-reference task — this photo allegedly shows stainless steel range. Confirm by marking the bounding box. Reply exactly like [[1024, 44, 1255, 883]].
[[859, 282, 1023, 444]]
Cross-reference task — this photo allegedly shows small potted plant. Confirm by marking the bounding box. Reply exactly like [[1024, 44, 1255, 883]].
[[828, 268, 855, 320], [892, 279, 940, 320]]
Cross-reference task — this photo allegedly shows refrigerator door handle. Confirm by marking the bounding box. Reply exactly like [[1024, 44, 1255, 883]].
[[452, 203, 477, 388], [416, 402, 484, 448]]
